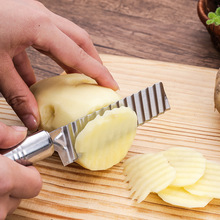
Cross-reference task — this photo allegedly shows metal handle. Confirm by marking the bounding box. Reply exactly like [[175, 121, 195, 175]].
[[3, 130, 54, 166]]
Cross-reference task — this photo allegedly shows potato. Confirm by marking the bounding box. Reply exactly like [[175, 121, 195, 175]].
[[30, 74, 121, 131], [158, 186, 212, 208], [122, 147, 216, 207], [31, 74, 138, 170], [163, 147, 206, 187], [123, 152, 176, 203], [184, 160, 220, 198], [75, 107, 137, 170], [214, 68, 220, 113]]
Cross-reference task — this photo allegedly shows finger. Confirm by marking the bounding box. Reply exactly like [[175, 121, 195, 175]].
[[33, 25, 119, 90], [0, 55, 39, 130], [0, 122, 27, 149], [13, 51, 36, 87], [44, 55, 80, 74], [34, 5, 103, 64], [0, 155, 42, 199], [51, 14, 103, 64]]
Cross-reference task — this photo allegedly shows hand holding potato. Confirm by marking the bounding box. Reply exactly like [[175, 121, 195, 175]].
[[0, 0, 118, 131], [0, 0, 118, 217]]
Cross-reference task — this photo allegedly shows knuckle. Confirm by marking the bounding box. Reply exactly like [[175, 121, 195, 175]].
[[30, 13, 53, 48], [27, 8, 52, 34], [72, 47, 89, 70], [33, 12, 52, 29], [78, 29, 92, 48], [6, 95, 28, 112], [78, 46, 87, 58], [75, 47, 88, 65], [31, 0, 45, 9]]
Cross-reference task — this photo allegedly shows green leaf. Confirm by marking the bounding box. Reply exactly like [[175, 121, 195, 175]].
[[207, 7, 220, 26], [208, 12, 217, 19], [206, 19, 215, 25], [214, 16, 220, 25], [216, 16, 220, 22], [215, 7, 220, 16]]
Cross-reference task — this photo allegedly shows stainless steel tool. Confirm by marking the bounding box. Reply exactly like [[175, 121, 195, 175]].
[[3, 82, 170, 166]]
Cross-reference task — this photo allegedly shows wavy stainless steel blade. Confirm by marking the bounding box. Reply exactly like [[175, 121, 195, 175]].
[[50, 82, 170, 166]]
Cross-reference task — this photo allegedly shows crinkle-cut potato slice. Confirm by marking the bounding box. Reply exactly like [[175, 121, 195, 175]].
[[163, 147, 206, 187], [184, 161, 220, 198], [75, 106, 137, 171], [123, 152, 176, 203], [158, 186, 212, 208], [30, 74, 120, 131]]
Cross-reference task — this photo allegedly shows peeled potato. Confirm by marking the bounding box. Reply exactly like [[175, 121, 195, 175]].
[[123, 152, 176, 203], [75, 106, 137, 170], [163, 147, 206, 187], [30, 74, 120, 131], [31, 74, 138, 170], [158, 186, 212, 208], [184, 161, 220, 198]]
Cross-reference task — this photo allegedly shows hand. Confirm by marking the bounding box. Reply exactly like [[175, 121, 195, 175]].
[[0, 0, 119, 131], [0, 123, 42, 219]]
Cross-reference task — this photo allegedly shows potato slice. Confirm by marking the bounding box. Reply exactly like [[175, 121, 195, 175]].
[[75, 106, 137, 171], [30, 74, 120, 131], [184, 161, 220, 198], [123, 152, 176, 203], [163, 147, 206, 187], [158, 186, 212, 208]]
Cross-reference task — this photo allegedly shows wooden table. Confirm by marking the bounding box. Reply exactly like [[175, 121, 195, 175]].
[[3, 0, 220, 219], [4, 54, 220, 219]]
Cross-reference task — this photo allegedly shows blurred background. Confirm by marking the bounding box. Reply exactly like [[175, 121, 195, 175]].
[[31, 0, 220, 80]]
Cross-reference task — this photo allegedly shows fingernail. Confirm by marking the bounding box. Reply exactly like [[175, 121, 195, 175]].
[[113, 81, 120, 91], [22, 114, 38, 131], [11, 126, 28, 132]]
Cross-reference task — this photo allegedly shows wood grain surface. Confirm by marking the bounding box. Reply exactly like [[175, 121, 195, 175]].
[[25, 0, 220, 84], [3, 54, 220, 219]]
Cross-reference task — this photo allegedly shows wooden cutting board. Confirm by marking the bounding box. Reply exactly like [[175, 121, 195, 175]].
[[4, 54, 220, 220]]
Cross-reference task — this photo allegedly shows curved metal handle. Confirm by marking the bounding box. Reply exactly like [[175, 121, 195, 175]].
[[3, 130, 54, 166]]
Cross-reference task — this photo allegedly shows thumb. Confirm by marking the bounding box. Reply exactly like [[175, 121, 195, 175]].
[[0, 122, 27, 149]]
